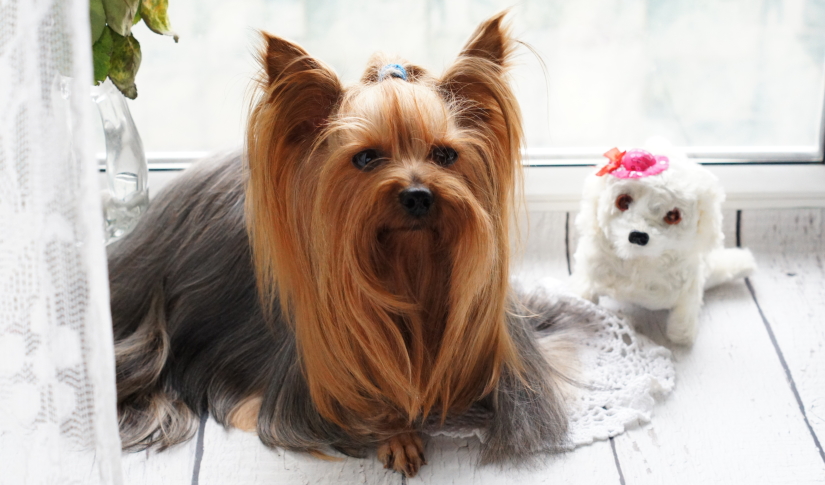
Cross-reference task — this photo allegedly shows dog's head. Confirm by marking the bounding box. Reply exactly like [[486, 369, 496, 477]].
[[246, 13, 524, 432], [580, 146, 724, 260]]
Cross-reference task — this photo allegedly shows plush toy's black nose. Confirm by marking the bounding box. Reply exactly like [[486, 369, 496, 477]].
[[399, 187, 433, 217], [629, 231, 649, 246]]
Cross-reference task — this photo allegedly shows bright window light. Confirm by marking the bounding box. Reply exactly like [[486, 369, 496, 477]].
[[119, 0, 825, 164]]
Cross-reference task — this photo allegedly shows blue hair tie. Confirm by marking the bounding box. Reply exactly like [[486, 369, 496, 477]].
[[378, 63, 408, 81]]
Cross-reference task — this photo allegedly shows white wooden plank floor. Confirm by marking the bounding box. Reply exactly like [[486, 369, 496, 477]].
[[117, 208, 825, 484]]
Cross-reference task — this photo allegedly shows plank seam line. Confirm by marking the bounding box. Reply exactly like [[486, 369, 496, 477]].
[[609, 437, 627, 485], [191, 412, 209, 485], [744, 278, 825, 465], [565, 212, 572, 275], [735, 210, 742, 248]]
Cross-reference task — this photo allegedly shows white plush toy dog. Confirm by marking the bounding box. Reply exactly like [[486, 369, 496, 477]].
[[571, 141, 755, 344]]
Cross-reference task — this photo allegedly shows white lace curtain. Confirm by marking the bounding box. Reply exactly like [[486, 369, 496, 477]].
[[0, 0, 123, 484]]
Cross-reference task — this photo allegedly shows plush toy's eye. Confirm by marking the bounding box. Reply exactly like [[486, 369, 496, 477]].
[[664, 209, 682, 225], [615, 194, 632, 211], [352, 149, 381, 171], [431, 146, 458, 166]]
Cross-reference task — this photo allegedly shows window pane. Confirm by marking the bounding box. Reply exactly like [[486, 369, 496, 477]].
[[125, 0, 825, 154]]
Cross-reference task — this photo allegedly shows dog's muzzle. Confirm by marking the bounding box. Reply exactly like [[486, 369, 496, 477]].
[[399, 187, 434, 217], [628, 231, 649, 246]]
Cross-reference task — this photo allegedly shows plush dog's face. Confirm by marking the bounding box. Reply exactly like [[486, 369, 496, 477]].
[[597, 176, 699, 259], [588, 154, 723, 260], [245, 14, 524, 432]]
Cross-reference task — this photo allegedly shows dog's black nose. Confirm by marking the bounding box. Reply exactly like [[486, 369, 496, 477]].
[[399, 187, 433, 217], [628, 231, 649, 246]]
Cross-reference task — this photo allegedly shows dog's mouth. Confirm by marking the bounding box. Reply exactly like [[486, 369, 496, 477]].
[[398, 224, 425, 232], [378, 224, 426, 236], [377, 224, 438, 243]]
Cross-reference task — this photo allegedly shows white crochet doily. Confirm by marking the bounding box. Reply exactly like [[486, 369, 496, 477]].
[[428, 278, 675, 449], [556, 287, 675, 446]]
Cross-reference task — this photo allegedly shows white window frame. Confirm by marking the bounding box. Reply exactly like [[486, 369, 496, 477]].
[[518, 93, 825, 210]]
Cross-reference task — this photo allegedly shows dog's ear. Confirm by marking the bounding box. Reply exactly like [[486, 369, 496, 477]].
[[262, 33, 311, 85], [255, 32, 342, 145], [695, 173, 725, 252], [439, 12, 522, 166], [247, 33, 343, 312], [457, 12, 511, 65]]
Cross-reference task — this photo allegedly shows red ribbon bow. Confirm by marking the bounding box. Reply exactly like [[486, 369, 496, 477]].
[[596, 147, 625, 176]]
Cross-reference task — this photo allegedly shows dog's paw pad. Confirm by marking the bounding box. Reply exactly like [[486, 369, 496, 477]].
[[377, 431, 426, 477]]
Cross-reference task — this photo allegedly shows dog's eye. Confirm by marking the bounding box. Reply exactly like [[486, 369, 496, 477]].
[[664, 209, 682, 225], [352, 149, 381, 171], [615, 194, 632, 211], [431, 146, 458, 166]]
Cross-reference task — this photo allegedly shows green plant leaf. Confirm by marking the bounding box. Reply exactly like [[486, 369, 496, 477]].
[[133, 2, 142, 25], [103, 0, 139, 37], [140, 0, 179, 42], [90, 0, 106, 43], [108, 32, 141, 99], [92, 27, 114, 84]]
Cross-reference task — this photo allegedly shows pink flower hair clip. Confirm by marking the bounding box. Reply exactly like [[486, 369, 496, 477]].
[[596, 147, 669, 179]]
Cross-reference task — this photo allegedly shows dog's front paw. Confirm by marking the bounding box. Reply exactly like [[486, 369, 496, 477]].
[[666, 310, 698, 345], [377, 431, 426, 477]]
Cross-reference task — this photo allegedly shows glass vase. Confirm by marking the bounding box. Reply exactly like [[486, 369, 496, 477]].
[[91, 79, 149, 244]]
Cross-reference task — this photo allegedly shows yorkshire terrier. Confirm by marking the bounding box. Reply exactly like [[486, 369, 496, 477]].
[[109, 13, 581, 477]]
